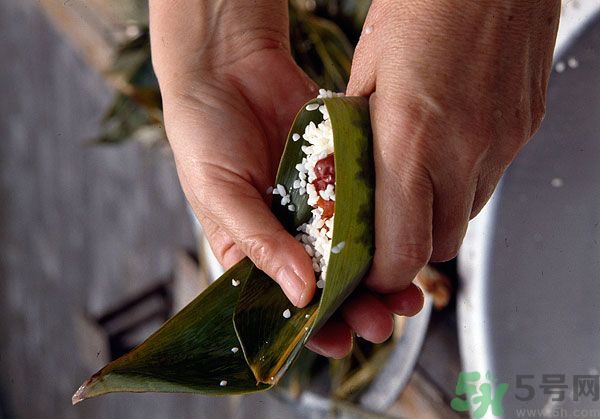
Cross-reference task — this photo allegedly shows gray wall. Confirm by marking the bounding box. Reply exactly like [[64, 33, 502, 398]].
[[0, 1, 297, 418]]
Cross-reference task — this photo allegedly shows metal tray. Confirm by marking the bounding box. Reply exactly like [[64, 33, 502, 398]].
[[458, 5, 600, 417]]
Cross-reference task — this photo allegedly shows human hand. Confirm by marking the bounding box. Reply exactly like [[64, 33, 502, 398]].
[[150, 0, 422, 359], [308, 0, 560, 355], [150, 1, 319, 305]]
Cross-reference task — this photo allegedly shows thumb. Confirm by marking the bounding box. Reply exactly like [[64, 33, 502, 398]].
[[194, 178, 316, 308]]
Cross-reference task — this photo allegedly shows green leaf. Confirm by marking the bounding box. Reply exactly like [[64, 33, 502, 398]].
[[73, 96, 374, 403]]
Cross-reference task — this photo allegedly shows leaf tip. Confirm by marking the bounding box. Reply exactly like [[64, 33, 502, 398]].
[[71, 375, 99, 405], [72, 385, 86, 405]]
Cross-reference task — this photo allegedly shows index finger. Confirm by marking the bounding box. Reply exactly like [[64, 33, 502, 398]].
[[364, 93, 434, 294]]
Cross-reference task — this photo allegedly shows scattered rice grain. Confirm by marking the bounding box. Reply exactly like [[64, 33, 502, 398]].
[[568, 57, 579, 69], [276, 184, 287, 196], [331, 241, 346, 254]]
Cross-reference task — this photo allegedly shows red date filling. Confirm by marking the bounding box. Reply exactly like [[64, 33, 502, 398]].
[[311, 153, 335, 219]]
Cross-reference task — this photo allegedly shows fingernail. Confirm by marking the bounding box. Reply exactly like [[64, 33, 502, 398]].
[[279, 267, 306, 307]]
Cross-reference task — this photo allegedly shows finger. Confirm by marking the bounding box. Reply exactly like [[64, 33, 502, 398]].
[[306, 318, 353, 359], [381, 283, 424, 317], [200, 216, 246, 269], [470, 155, 512, 219], [341, 291, 394, 344], [346, 4, 380, 97], [215, 188, 315, 307], [429, 166, 478, 262], [363, 93, 434, 295], [182, 168, 316, 308]]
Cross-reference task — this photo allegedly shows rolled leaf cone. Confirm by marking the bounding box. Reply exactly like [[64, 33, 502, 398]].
[[72, 96, 374, 403]]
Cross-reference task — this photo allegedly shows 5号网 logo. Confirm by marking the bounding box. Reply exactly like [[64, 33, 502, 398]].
[[450, 371, 508, 418]]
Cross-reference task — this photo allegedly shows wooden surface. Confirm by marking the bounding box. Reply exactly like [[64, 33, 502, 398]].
[[0, 1, 466, 418]]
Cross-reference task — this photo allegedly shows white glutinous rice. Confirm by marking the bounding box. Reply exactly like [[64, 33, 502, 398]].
[[568, 57, 579, 69], [292, 133, 301, 142], [231, 279, 240, 287], [331, 241, 346, 254], [276, 184, 287, 196], [231, 347, 239, 353], [283, 309, 291, 319], [317, 89, 345, 99], [291, 91, 344, 289], [220, 380, 228, 387]]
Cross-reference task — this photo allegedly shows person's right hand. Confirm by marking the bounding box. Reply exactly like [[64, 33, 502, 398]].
[[306, 0, 560, 356]]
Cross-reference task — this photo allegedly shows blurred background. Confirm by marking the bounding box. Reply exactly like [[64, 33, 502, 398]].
[[1, 0, 599, 418]]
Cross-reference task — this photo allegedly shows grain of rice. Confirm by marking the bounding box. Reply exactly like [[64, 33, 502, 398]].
[[220, 380, 228, 387], [283, 309, 291, 319], [331, 241, 346, 254], [568, 57, 579, 69], [231, 279, 240, 287], [318, 105, 329, 119], [266, 186, 273, 195], [231, 347, 239, 353], [305, 103, 320, 111], [288, 204, 296, 211], [276, 184, 287, 196], [304, 244, 314, 256], [292, 133, 301, 141]]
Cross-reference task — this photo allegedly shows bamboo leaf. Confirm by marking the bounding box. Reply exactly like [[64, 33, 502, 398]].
[[73, 259, 271, 403], [73, 97, 374, 403]]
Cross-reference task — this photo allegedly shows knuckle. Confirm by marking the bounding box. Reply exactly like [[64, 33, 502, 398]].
[[390, 242, 432, 271], [243, 233, 281, 274], [529, 97, 547, 137], [456, 139, 489, 174], [430, 244, 460, 262]]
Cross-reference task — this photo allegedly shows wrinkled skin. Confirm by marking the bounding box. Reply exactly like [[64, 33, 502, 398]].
[[150, 0, 560, 357]]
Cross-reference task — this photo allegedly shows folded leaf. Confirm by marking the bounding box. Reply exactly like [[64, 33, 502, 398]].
[[73, 96, 374, 403]]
